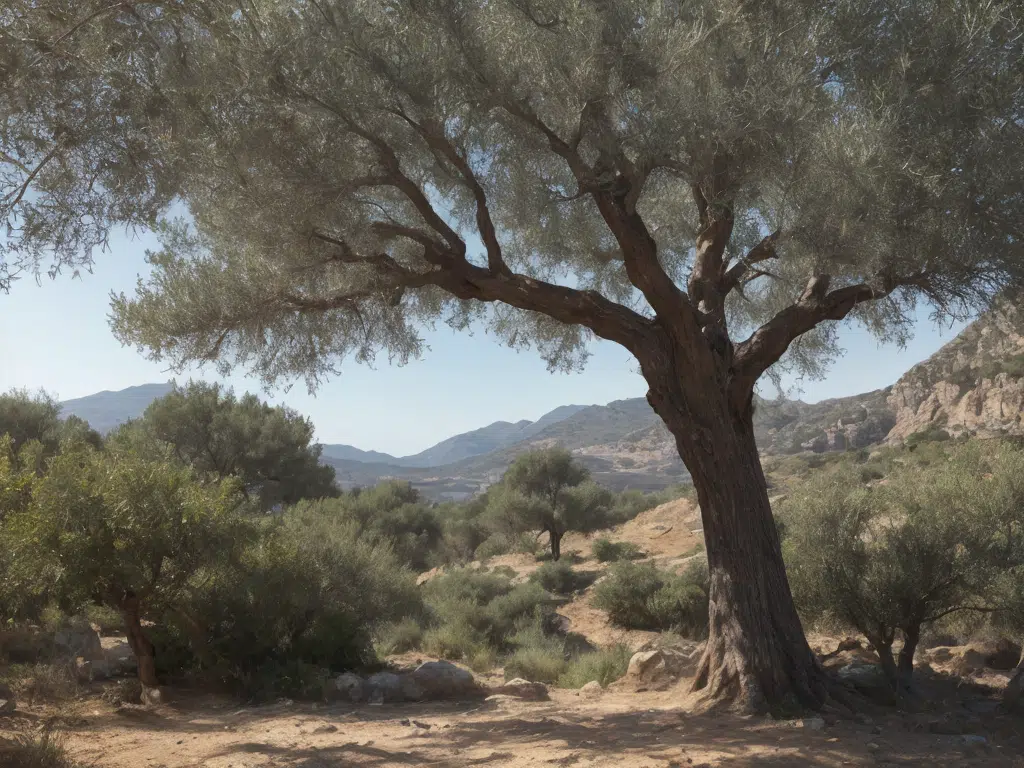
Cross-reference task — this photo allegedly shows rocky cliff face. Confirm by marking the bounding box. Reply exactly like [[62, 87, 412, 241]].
[[887, 297, 1024, 441]]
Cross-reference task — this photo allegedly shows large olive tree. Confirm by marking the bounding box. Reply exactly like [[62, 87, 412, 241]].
[[3, 1, 1022, 712]]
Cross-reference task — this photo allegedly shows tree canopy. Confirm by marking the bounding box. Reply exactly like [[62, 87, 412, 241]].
[[1, 1, 1019, 386], [111, 381, 338, 509], [487, 448, 612, 560]]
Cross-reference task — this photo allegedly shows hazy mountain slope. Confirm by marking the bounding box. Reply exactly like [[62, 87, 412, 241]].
[[888, 295, 1024, 440], [60, 382, 174, 433], [319, 444, 401, 464]]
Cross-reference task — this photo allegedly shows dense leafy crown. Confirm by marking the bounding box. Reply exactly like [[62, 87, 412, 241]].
[[2, 1, 1022, 390]]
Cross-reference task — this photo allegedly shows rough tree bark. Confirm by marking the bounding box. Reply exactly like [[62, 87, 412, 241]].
[[549, 528, 563, 562], [642, 343, 832, 714], [896, 626, 921, 692], [1003, 649, 1024, 711], [118, 590, 160, 691]]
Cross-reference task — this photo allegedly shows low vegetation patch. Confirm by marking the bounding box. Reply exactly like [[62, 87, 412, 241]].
[[557, 644, 633, 689], [529, 561, 596, 595], [1, 731, 85, 768], [591, 537, 644, 563], [592, 560, 709, 636]]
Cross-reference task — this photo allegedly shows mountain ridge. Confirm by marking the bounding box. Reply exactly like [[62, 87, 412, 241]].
[[55, 299, 1024, 499]]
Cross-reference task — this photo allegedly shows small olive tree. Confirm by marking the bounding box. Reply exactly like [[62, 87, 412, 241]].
[[4, 443, 248, 691], [487, 448, 612, 561], [782, 444, 1024, 693], [111, 381, 338, 510]]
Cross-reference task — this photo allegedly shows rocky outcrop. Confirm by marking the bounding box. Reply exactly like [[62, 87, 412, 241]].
[[333, 662, 484, 705], [888, 296, 1024, 442]]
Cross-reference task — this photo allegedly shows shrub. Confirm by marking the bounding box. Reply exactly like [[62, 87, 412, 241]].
[[504, 645, 567, 683], [1, 731, 85, 768], [557, 644, 633, 689], [591, 538, 644, 563], [592, 560, 709, 635], [83, 604, 123, 635], [529, 561, 593, 595], [164, 505, 422, 690], [0, 664, 80, 706], [374, 617, 424, 657], [782, 443, 1024, 692], [100, 679, 142, 707], [474, 532, 538, 561]]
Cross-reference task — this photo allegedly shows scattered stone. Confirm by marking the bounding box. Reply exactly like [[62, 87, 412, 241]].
[[399, 718, 411, 726], [579, 681, 602, 697], [484, 694, 523, 705], [365, 672, 405, 704], [141, 686, 163, 707], [408, 661, 481, 700], [313, 724, 338, 734], [801, 717, 825, 731], [0, 683, 16, 715], [54, 624, 105, 662], [872, 725, 883, 735], [493, 678, 550, 701], [412, 720, 432, 729], [626, 649, 698, 687], [334, 672, 364, 703]]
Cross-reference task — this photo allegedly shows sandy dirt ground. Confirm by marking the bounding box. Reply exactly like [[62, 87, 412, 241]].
[[3, 682, 1024, 768], [5, 498, 1024, 767]]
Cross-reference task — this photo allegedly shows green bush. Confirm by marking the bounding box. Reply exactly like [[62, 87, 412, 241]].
[[1, 731, 85, 768], [162, 505, 422, 692], [591, 537, 644, 563], [418, 567, 557, 665], [0, 664, 80, 705], [557, 644, 633, 689], [374, 617, 424, 657], [474, 532, 539, 561], [529, 561, 594, 595], [592, 560, 709, 635], [504, 644, 566, 683], [83, 604, 123, 635]]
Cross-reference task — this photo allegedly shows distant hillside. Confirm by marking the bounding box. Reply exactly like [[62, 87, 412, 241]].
[[888, 294, 1024, 441], [55, 299, 1024, 500], [321, 404, 588, 468], [60, 382, 174, 433]]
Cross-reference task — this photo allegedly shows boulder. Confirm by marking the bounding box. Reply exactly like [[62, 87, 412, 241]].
[[579, 680, 602, 697], [101, 637, 137, 676], [0, 683, 15, 715], [954, 648, 988, 676], [493, 678, 550, 701], [978, 639, 1022, 671], [625, 649, 697, 687], [365, 671, 405, 704], [408, 661, 481, 700], [54, 624, 105, 662], [334, 672, 365, 703]]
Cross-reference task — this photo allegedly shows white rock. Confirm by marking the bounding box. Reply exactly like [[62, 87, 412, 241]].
[[579, 681, 602, 697], [408, 661, 480, 700], [334, 672, 364, 702], [626, 649, 696, 686], [493, 678, 549, 701]]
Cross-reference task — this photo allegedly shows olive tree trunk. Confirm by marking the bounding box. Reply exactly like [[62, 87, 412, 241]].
[[1003, 649, 1024, 711], [118, 591, 159, 691], [644, 359, 831, 714]]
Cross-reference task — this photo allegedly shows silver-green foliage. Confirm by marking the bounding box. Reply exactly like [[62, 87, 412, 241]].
[[2, 1, 1020, 383], [781, 441, 1024, 686]]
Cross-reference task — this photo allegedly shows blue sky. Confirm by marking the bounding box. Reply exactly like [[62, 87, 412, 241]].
[[0, 225, 968, 456]]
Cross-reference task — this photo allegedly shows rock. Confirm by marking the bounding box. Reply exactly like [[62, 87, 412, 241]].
[[954, 648, 987, 676], [0, 683, 15, 715], [978, 639, 1022, 671], [54, 624, 105, 662], [408, 661, 481, 700], [493, 678, 550, 701], [334, 672, 365, 703], [836, 662, 895, 704], [579, 680, 602, 697], [101, 637, 137, 676], [626, 649, 698, 687], [141, 686, 163, 706], [802, 717, 825, 731], [400, 677, 426, 702], [365, 671, 405, 704], [484, 694, 523, 705], [961, 735, 989, 748], [313, 724, 338, 734]]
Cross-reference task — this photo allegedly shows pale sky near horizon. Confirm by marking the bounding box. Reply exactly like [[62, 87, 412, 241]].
[[1, 224, 970, 456]]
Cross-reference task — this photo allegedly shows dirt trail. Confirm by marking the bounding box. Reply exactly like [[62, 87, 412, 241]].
[[5, 497, 1023, 766], [4, 684, 1023, 768]]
